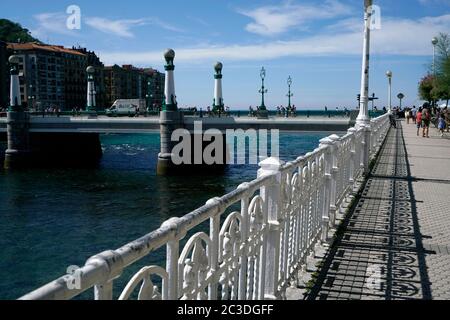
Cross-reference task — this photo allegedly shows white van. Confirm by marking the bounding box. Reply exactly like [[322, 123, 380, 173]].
[[106, 99, 145, 116]]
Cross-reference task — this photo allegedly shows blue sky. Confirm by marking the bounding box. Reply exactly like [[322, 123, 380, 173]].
[[1, 0, 450, 109]]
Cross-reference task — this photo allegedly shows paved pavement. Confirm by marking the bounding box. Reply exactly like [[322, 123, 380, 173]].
[[306, 120, 450, 300]]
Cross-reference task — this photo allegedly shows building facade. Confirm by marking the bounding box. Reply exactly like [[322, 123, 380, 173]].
[[104, 64, 164, 110], [7, 42, 90, 111], [0, 41, 8, 109], [5, 42, 163, 112], [144, 68, 165, 111]]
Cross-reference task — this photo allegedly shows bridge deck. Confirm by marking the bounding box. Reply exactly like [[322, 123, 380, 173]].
[[306, 121, 450, 300], [0, 115, 352, 134]]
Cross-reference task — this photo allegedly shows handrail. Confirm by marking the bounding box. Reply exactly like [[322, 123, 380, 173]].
[[19, 113, 391, 300]]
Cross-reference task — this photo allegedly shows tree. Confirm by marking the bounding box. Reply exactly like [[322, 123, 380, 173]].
[[418, 75, 435, 103], [419, 33, 450, 106], [435, 57, 450, 106], [0, 19, 40, 43], [436, 33, 450, 65]]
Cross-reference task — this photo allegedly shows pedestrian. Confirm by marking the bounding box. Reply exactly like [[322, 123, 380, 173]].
[[422, 107, 431, 138], [445, 107, 450, 133], [438, 113, 446, 137], [416, 107, 423, 136], [389, 111, 397, 129], [412, 106, 417, 124]]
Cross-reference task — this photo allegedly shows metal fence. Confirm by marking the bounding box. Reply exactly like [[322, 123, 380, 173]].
[[19, 113, 390, 300]]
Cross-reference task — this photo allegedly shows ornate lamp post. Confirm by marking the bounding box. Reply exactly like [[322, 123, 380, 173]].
[[163, 49, 177, 111], [8, 55, 22, 112], [213, 62, 224, 114], [86, 66, 97, 117], [287, 76, 293, 109], [386, 70, 392, 112], [257, 67, 268, 119], [397, 93, 405, 109]]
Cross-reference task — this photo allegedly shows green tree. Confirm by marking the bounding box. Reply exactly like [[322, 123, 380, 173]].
[[419, 75, 435, 103], [436, 33, 450, 64], [0, 19, 40, 43], [435, 57, 450, 106]]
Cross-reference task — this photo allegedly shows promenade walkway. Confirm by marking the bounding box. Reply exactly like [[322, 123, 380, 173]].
[[306, 120, 450, 300]]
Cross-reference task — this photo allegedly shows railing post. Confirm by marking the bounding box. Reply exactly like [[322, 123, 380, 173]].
[[362, 124, 371, 174], [319, 139, 333, 242], [161, 217, 182, 300], [328, 135, 340, 228], [237, 183, 250, 300], [206, 197, 221, 300], [94, 281, 113, 300], [258, 157, 284, 300], [86, 250, 124, 300]]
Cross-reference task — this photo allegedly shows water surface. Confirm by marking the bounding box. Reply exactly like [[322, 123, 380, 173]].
[[0, 132, 330, 299]]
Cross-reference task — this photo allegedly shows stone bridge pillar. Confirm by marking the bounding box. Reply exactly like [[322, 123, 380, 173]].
[[4, 55, 30, 169], [157, 49, 184, 175]]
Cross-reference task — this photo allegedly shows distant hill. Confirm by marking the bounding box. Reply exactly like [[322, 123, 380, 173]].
[[0, 19, 40, 43]]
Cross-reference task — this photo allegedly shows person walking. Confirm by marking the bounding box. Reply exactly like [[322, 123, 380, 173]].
[[416, 107, 423, 136], [438, 113, 446, 137], [412, 106, 417, 124], [422, 108, 431, 138], [445, 107, 450, 133]]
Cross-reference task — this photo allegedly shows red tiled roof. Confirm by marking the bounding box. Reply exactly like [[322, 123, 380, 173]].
[[7, 42, 86, 56]]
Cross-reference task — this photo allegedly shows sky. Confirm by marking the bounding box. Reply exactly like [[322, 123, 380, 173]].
[[1, 0, 450, 109]]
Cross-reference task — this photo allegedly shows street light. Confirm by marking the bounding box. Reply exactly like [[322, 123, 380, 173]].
[[432, 37, 438, 76], [257, 67, 268, 119], [397, 93, 405, 109], [86, 66, 97, 117], [386, 70, 392, 112], [287, 76, 293, 109], [356, 0, 373, 127]]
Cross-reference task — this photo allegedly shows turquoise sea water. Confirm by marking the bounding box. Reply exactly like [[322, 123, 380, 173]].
[[0, 132, 330, 299]]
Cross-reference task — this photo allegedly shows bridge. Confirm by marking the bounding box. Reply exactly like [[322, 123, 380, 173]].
[[0, 114, 354, 134]]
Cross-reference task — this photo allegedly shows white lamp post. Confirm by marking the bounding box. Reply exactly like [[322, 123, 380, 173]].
[[386, 70, 392, 112], [432, 37, 438, 76], [356, 0, 373, 127]]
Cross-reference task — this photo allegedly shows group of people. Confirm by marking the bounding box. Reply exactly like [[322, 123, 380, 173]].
[[276, 105, 297, 117], [395, 103, 450, 138]]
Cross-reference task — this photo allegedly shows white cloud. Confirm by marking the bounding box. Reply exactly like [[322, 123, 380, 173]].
[[98, 14, 450, 66], [31, 12, 79, 39], [238, 0, 352, 36], [85, 17, 146, 38], [31, 13, 184, 40], [85, 17, 183, 38]]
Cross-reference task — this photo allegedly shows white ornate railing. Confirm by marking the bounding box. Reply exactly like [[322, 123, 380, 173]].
[[19, 114, 390, 300]]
